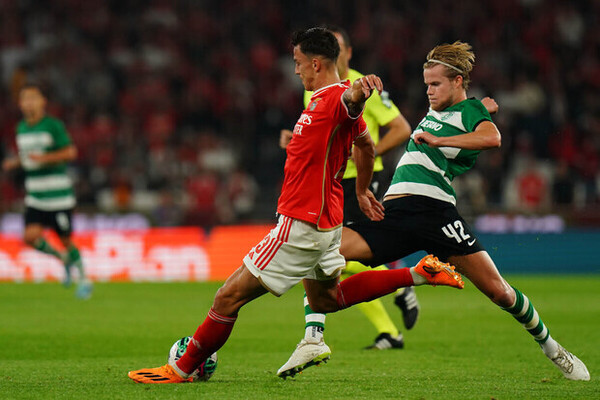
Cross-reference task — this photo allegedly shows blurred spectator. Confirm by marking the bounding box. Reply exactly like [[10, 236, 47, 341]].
[[113, 176, 133, 211], [552, 161, 575, 207], [516, 160, 550, 212], [478, 150, 506, 208], [185, 169, 220, 230], [574, 136, 600, 204], [152, 189, 185, 227], [222, 168, 258, 223]]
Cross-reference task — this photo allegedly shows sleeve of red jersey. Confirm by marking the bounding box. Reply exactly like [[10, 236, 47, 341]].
[[352, 116, 369, 142], [338, 87, 365, 121]]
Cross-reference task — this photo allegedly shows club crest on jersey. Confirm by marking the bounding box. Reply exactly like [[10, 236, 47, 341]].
[[440, 112, 455, 121], [308, 98, 321, 111]]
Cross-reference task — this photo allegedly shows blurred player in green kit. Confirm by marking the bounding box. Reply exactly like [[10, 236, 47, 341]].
[[2, 83, 92, 299]]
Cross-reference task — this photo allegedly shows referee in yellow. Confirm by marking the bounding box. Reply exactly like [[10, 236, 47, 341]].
[[279, 25, 415, 353]]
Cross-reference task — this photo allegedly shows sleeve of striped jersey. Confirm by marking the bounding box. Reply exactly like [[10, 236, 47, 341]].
[[462, 100, 493, 132], [51, 119, 72, 149], [364, 89, 401, 127]]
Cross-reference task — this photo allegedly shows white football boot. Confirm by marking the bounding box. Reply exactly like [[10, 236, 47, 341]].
[[277, 338, 331, 378], [548, 343, 590, 381]]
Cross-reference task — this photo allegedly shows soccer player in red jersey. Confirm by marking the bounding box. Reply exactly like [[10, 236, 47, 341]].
[[128, 27, 463, 384]]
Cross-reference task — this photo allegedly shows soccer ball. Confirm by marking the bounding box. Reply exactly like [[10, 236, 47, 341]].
[[167, 336, 218, 381]]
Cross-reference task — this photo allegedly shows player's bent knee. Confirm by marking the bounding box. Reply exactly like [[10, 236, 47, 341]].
[[23, 233, 39, 247], [489, 285, 515, 308], [23, 225, 44, 247]]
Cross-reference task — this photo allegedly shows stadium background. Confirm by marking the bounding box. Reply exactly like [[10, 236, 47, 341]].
[[1, 0, 599, 281]]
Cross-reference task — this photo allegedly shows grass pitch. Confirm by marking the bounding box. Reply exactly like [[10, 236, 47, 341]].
[[1, 276, 598, 399]]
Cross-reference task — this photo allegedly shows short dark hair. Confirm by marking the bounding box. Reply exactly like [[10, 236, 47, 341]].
[[291, 27, 339, 62], [322, 24, 351, 48], [20, 82, 49, 99]]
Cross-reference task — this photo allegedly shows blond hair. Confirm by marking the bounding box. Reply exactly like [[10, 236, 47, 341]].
[[423, 41, 475, 89]]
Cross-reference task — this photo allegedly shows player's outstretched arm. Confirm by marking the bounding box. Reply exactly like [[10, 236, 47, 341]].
[[342, 75, 383, 118], [28, 145, 77, 165], [353, 132, 384, 221], [2, 157, 20, 172], [413, 121, 501, 150]]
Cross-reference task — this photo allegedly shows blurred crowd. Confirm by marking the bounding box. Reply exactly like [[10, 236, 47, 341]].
[[0, 0, 599, 228]]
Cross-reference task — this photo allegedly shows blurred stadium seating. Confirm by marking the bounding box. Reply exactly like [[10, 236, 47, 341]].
[[0, 0, 598, 228]]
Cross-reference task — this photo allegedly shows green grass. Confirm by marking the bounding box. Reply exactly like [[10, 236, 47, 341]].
[[0, 276, 598, 399]]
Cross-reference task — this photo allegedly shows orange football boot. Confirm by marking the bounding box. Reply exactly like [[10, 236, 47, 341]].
[[413, 255, 464, 289], [128, 364, 193, 384]]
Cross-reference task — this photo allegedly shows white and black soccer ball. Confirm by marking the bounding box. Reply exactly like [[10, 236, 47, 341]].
[[167, 336, 218, 381]]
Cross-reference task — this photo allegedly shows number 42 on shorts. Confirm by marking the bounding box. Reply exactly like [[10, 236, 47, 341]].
[[442, 220, 476, 246]]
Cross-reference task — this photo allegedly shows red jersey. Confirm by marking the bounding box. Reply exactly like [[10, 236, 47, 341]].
[[277, 81, 369, 230]]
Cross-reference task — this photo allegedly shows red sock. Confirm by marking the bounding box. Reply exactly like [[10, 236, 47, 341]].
[[176, 308, 237, 375], [336, 268, 414, 310]]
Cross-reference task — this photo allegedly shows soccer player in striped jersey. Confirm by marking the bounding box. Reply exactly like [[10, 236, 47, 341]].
[[2, 83, 91, 299], [335, 41, 588, 380], [280, 25, 417, 352], [128, 27, 463, 384]]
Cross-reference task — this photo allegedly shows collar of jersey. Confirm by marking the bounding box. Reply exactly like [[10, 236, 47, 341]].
[[311, 80, 349, 99], [428, 98, 473, 113]]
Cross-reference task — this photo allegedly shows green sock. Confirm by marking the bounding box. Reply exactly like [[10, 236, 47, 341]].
[[33, 238, 63, 260], [66, 245, 85, 280], [502, 286, 561, 357], [502, 286, 550, 344], [304, 293, 325, 341]]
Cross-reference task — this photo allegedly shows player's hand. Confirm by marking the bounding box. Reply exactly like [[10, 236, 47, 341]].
[[481, 97, 498, 114], [357, 190, 385, 221], [279, 129, 293, 149], [351, 75, 383, 101], [412, 131, 443, 147], [2, 158, 19, 172]]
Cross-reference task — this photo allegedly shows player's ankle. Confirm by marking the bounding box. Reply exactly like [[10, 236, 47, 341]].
[[172, 361, 191, 378], [409, 267, 427, 285], [304, 325, 324, 341], [540, 336, 559, 358]]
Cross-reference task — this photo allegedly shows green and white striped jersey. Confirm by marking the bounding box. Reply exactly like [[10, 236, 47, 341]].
[[385, 98, 492, 205], [16, 115, 76, 211]]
